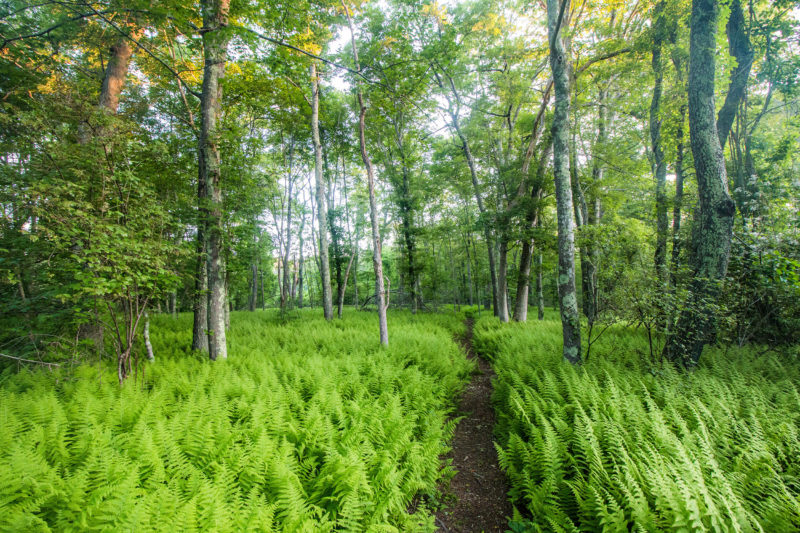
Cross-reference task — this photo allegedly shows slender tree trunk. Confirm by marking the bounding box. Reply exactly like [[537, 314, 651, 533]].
[[536, 253, 545, 320], [514, 137, 552, 322], [582, 89, 606, 324], [568, 80, 596, 325], [716, 0, 753, 150], [345, 3, 388, 345], [260, 270, 265, 310], [456, 128, 499, 316], [192, 224, 208, 351], [199, 0, 230, 361], [249, 262, 258, 311], [298, 216, 305, 308], [291, 253, 298, 301], [311, 63, 334, 320], [396, 123, 420, 314], [548, 0, 581, 364], [671, 104, 687, 283], [497, 237, 509, 321], [352, 251, 359, 306], [143, 311, 155, 362], [665, 0, 736, 366], [651, 2, 669, 288], [281, 163, 294, 313], [465, 241, 474, 307], [337, 252, 355, 318]]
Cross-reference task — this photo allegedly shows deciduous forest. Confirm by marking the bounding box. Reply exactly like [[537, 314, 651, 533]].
[[1, 0, 799, 531]]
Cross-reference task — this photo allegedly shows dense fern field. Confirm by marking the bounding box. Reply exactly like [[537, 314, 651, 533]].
[[0, 310, 473, 532], [475, 316, 800, 532]]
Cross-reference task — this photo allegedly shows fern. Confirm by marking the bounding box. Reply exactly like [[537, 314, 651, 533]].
[[482, 316, 800, 531], [0, 309, 474, 531]]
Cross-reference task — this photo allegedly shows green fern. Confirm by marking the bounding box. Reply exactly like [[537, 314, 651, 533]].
[[482, 316, 800, 531], [0, 309, 474, 531]]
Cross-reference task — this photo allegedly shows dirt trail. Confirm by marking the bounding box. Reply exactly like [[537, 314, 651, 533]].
[[435, 318, 512, 532]]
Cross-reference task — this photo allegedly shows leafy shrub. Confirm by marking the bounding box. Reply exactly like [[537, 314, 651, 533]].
[[477, 317, 800, 532], [0, 309, 473, 532]]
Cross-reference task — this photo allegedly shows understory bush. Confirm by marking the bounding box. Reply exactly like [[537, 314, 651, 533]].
[[475, 317, 800, 532], [0, 309, 473, 532]]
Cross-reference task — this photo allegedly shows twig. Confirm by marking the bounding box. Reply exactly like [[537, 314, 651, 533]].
[[0, 352, 60, 367]]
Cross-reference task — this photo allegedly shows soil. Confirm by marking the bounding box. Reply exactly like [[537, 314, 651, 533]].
[[435, 318, 512, 533]]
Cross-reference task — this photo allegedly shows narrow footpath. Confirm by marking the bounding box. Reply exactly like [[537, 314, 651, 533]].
[[436, 318, 512, 532]]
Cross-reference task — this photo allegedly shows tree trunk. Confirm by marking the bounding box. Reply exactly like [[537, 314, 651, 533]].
[[249, 264, 258, 312], [497, 237, 509, 321], [311, 63, 334, 320], [568, 80, 596, 325], [665, 0, 736, 366], [192, 217, 209, 351], [583, 88, 607, 324], [99, 38, 134, 114], [345, 3, 388, 346], [281, 155, 294, 313], [396, 121, 420, 314], [548, 0, 582, 364], [514, 137, 553, 322], [143, 311, 155, 362], [297, 216, 305, 308], [671, 104, 687, 284], [454, 125, 499, 316], [337, 252, 355, 318], [200, 0, 230, 361], [536, 253, 545, 320], [716, 0, 753, 150], [651, 3, 669, 289]]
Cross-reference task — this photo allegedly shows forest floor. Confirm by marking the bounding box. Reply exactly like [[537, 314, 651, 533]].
[[435, 318, 512, 532]]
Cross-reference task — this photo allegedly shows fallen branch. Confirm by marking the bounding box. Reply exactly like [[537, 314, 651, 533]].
[[0, 352, 60, 367]]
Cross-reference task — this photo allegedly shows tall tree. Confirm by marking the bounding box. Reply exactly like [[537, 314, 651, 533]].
[[344, 2, 388, 346], [650, 1, 669, 290], [665, 0, 736, 365], [311, 62, 334, 320], [199, 0, 230, 360], [547, 0, 581, 364]]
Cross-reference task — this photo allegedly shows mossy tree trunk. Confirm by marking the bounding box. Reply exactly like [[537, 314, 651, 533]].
[[651, 1, 669, 295], [665, 0, 736, 366], [547, 0, 581, 364], [199, 0, 230, 361]]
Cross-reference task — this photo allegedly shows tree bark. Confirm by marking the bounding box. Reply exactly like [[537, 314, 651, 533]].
[[143, 311, 155, 362], [671, 103, 687, 284], [536, 253, 545, 320], [345, 3, 388, 346], [192, 201, 209, 351], [99, 38, 134, 114], [395, 117, 421, 314], [281, 141, 295, 313], [199, 0, 230, 361], [651, 2, 669, 288], [514, 137, 553, 322], [548, 0, 582, 364], [297, 210, 306, 308], [568, 78, 597, 325], [311, 62, 334, 320], [665, 0, 736, 366], [716, 0, 753, 149]]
